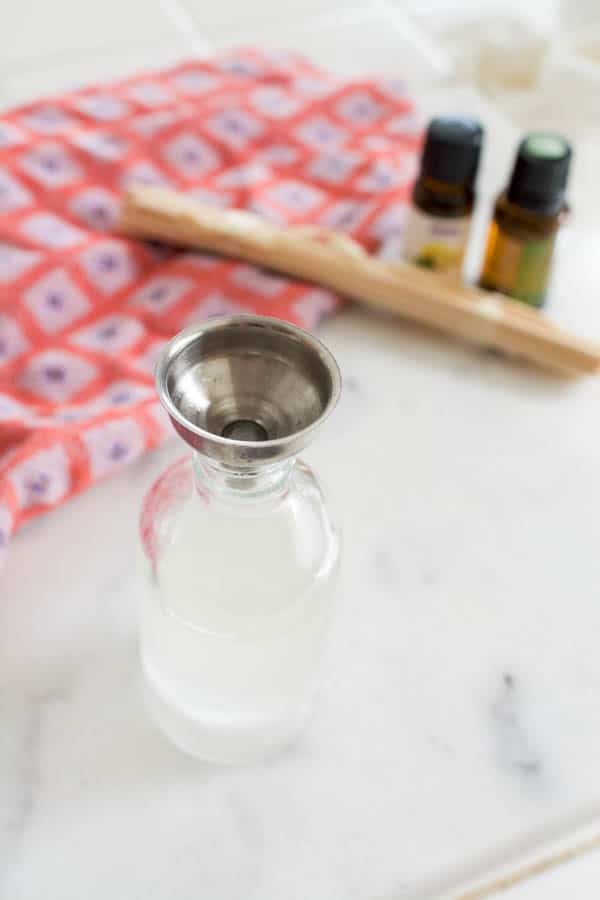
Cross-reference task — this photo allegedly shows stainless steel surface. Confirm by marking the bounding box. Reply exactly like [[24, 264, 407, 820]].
[[155, 315, 342, 468]]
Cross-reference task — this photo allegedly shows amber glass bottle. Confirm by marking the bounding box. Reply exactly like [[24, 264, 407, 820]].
[[404, 117, 483, 275], [480, 133, 571, 307]]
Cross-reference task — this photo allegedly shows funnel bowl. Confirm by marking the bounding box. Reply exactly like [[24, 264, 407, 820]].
[[155, 315, 341, 468]]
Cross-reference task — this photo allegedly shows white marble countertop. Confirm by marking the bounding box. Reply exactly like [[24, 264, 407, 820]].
[[3, 2, 600, 898], [3, 300, 600, 899]]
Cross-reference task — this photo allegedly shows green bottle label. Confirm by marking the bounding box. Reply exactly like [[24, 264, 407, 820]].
[[482, 227, 556, 307], [513, 237, 555, 306]]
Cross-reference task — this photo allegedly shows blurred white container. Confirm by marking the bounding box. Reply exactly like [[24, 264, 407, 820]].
[[560, 0, 600, 31], [511, 24, 600, 139]]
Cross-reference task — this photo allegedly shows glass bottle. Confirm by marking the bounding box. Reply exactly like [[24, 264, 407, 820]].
[[139, 315, 341, 764], [480, 133, 572, 307], [403, 117, 483, 275]]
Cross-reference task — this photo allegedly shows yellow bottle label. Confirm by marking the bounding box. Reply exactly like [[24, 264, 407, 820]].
[[404, 206, 470, 274]]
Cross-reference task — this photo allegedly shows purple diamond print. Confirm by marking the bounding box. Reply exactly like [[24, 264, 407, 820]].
[[128, 81, 171, 107], [99, 380, 152, 409], [120, 162, 170, 191], [129, 276, 192, 314], [19, 143, 82, 188], [130, 109, 178, 138], [357, 162, 400, 192], [320, 200, 369, 233], [46, 288, 65, 308], [26, 473, 50, 497], [98, 253, 117, 272], [206, 109, 264, 149], [70, 188, 119, 231], [109, 441, 128, 461], [171, 69, 217, 96], [186, 292, 247, 323], [24, 269, 89, 334], [9, 445, 70, 508], [98, 323, 118, 340], [83, 419, 144, 478], [110, 390, 130, 405], [225, 118, 242, 136], [219, 56, 262, 78], [216, 162, 269, 189], [307, 153, 359, 185], [22, 106, 75, 134], [162, 133, 219, 179], [90, 205, 108, 223], [19, 350, 97, 402], [268, 180, 325, 214], [250, 86, 299, 119], [336, 91, 385, 125], [44, 365, 66, 383], [295, 116, 347, 150], [71, 315, 144, 353], [147, 284, 166, 302], [80, 242, 136, 295]]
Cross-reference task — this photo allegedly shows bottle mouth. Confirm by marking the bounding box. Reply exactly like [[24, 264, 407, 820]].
[[221, 419, 270, 441], [155, 315, 342, 467]]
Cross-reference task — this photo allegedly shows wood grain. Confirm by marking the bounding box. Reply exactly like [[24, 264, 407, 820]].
[[120, 186, 600, 377]]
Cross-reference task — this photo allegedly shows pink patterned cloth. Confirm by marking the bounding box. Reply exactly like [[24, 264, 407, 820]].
[[0, 48, 419, 560]]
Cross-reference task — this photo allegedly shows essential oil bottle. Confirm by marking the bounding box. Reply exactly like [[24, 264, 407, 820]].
[[480, 133, 572, 307], [403, 117, 483, 275]]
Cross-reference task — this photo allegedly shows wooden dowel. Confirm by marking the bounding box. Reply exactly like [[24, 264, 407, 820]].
[[120, 186, 600, 377]]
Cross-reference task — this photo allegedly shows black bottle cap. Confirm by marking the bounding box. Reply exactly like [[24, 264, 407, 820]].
[[507, 133, 572, 216], [419, 117, 483, 187]]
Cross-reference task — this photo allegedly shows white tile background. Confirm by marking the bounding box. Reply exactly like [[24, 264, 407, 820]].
[[1, 1, 599, 897], [0, 0, 560, 104]]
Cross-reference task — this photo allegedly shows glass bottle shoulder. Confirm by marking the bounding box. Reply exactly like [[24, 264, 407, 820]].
[[140, 455, 340, 622]]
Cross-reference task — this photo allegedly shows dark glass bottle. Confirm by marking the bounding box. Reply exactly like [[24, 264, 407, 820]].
[[480, 133, 571, 307], [404, 117, 483, 275]]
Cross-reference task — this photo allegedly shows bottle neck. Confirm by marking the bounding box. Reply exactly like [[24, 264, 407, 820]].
[[413, 175, 474, 218], [192, 454, 295, 505]]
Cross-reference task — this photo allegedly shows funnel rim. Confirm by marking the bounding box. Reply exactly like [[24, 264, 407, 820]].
[[155, 314, 341, 454]]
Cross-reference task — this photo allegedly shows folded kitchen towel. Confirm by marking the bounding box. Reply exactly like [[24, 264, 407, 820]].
[[0, 47, 419, 562]]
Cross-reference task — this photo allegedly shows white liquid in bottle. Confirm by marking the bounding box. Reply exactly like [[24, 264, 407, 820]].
[[141, 461, 339, 763]]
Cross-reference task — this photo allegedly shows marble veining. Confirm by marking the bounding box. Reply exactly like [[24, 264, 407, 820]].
[[491, 673, 543, 782], [0, 684, 70, 889], [2, 306, 600, 899]]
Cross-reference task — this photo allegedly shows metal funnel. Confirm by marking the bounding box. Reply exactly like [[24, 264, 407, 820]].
[[155, 315, 341, 468]]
